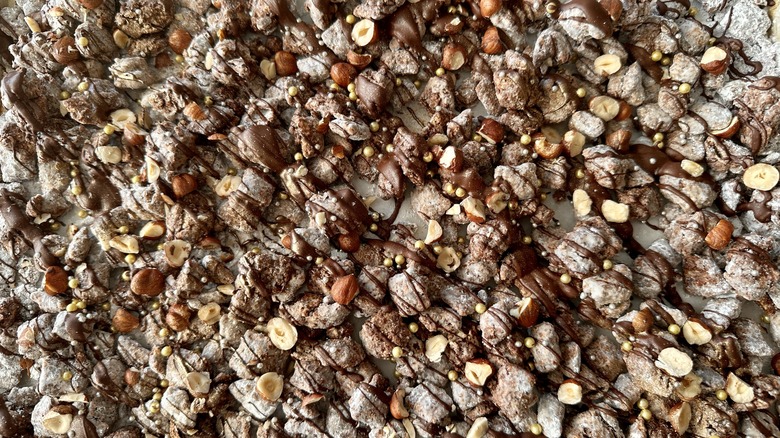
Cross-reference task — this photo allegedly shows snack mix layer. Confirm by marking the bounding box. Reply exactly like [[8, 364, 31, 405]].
[[2, 0, 780, 436]]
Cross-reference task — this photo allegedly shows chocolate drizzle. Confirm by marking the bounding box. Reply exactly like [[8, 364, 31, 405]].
[[0, 190, 58, 267], [1, 71, 44, 132], [559, 0, 614, 38]]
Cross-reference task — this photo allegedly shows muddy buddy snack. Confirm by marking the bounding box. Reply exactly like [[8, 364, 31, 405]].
[[3, 0, 780, 436]]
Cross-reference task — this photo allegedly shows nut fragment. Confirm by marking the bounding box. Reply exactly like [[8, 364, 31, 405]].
[[682, 318, 713, 346], [109, 235, 140, 254], [437, 246, 461, 273], [725, 372, 754, 403], [166, 303, 192, 331], [425, 334, 448, 362], [589, 96, 620, 121], [163, 240, 191, 267], [676, 372, 702, 401], [562, 130, 585, 156], [390, 389, 409, 419], [704, 219, 734, 251], [485, 191, 509, 214], [534, 130, 564, 159], [259, 59, 277, 80], [669, 402, 691, 435], [185, 371, 211, 397], [351, 19, 377, 46], [743, 163, 779, 191], [130, 268, 166, 296], [464, 359, 494, 386], [439, 146, 463, 171], [139, 221, 165, 239], [700, 46, 729, 75], [680, 159, 704, 178], [267, 317, 298, 350], [557, 379, 583, 405], [481, 26, 503, 54], [330, 274, 360, 305], [95, 146, 122, 164], [110, 108, 137, 130], [593, 54, 622, 76], [424, 220, 443, 244], [44, 266, 69, 296], [462, 197, 486, 223], [214, 174, 242, 197], [442, 43, 468, 71], [572, 189, 592, 217], [477, 118, 505, 144], [112, 308, 140, 333], [113, 29, 129, 49], [515, 297, 540, 328], [256, 372, 284, 402], [710, 116, 740, 139], [197, 303, 221, 325], [42, 410, 73, 435], [330, 62, 357, 87], [655, 347, 693, 377], [466, 417, 489, 438], [601, 200, 629, 223]]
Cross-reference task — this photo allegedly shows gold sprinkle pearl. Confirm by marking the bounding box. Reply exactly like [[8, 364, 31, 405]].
[[475, 303, 487, 314], [522, 236, 533, 245], [103, 125, 115, 135], [408, 322, 419, 333], [651, 50, 663, 62], [160, 346, 173, 357], [77, 81, 89, 92], [524, 337, 536, 348], [447, 370, 458, 381], [414, 240, 425, 250], [520, 134, 532, 145], [362, 146, 375, 158], [678, 83, 691, 94], [383, 258, 393, 267], [575, 88, 586, 98], [621, 341, 633, 352], [394, 255, 405, 265], [530, 424, 542, 435], [560, 273, 572, 284], [667, 324, 681, 335], [639, 409, 652, 420], [716, 389, 728, 401], [602, 259, 613, 270], [345, 14, 356, 24], [637, 398, 649, 409], [62, 371, 73, 381], [392, 346, 403, 358]]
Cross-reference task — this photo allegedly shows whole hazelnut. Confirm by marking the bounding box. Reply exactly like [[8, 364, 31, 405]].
[[52, 36, 80, 65], [166, 303, 192, 332], [479, 0, 502, 17], [704, 219, 734, 251], [330, 274, 360, 305], [274, 51, 298, 77], [168, 28, 192, 55], [130, 268, 166, 297], [481, 26, 503, 55], [124, 368, 140, 386], [330, 63, 357, 88], [78, 0, 103, 9], [172, 173, 198, 198], [337, 232, 361, 253], [632, 308, 653, 333], [112, 308, 140, 333]]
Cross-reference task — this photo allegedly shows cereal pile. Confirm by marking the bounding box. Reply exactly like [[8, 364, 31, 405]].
[[1, 0, 780, 436]]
